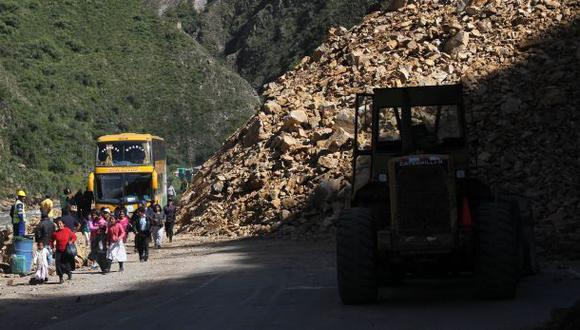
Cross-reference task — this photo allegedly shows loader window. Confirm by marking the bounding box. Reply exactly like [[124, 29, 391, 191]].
[[377, 107, 401, 142], [411, 105, 462, 141], [355, 95, 373, 151], [376, 105, 464, 150], [410, 105, 463, 150]]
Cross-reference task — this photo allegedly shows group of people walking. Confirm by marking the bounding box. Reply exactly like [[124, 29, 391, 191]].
[[12, 188, 178, 284]]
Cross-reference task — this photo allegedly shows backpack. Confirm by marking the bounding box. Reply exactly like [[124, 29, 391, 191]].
[[9, 204, 14, 219]]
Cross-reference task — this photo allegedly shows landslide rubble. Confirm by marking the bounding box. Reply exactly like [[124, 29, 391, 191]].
[[177, 0, 579, 252]]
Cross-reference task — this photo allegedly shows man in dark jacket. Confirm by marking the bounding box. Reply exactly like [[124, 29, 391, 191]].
[[80, 190, 93, 219], [163, 199, 177, 243], [134, 208, 151, 262], [35, 214, 56, 264], [35, 214, 56, 246], [60, 188, 72, 215], [61, 208, 80, 232], [130, 202, 147, 253]]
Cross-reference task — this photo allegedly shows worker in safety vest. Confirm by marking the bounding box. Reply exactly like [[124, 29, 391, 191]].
[[11, 190, 27, 237]]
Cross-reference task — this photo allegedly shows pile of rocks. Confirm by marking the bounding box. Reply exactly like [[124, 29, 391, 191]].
[[0, 227, 10, 266], [177, 0, 579, 251]]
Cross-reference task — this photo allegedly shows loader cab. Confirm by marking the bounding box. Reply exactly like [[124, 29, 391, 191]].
[[352, 84, 468, 197]]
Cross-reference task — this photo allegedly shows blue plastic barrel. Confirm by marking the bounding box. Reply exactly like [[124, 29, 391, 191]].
[[13, 236, 34, 273], [11, 255, 27, 274]]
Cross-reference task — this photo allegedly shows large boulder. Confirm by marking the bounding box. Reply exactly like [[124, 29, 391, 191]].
[[283, 109, 309, 131], [271, 133, 299, 153], [334, 109, 355, 133], [241, 117, 265, 147], [325, 127, 353, 152]]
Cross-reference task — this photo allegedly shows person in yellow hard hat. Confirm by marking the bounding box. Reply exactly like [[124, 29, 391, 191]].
[[40, 194, 54, 218], [11, 190, 27, 237]]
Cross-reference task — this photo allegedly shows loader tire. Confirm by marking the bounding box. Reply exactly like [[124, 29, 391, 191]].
[[474, 201, 519, 299], [509, 197, 539, 275], [336, 207, 378, 304]]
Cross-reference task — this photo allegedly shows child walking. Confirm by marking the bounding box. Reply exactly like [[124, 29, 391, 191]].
[[32, 242, 50, 284]]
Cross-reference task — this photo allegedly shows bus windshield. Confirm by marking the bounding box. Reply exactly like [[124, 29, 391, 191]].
[[95, 174, 152, 204], [96, 142, 151, 166]]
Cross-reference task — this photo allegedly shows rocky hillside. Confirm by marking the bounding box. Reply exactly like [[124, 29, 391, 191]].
[[0, 0, 259, 196], [169, 0, 391, 87], [177, 0, 579, 254]]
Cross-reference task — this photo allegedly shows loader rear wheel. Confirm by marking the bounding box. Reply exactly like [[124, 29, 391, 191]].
[[336, 207, 378, 304], [474, 201, 519, 299], [519, 219, 539, 275], [509, 197, 539, 275]]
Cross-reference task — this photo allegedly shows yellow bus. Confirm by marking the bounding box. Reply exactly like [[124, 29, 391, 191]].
[[87, 133, 167, 214]]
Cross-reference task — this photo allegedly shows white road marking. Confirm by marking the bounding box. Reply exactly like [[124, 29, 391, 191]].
[[285, 286, 337, 290]]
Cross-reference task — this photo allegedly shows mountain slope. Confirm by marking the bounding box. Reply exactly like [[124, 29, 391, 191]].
[[177, 0, 579, 247], [0, 0, 259, 196], [170, 0, 389, 87]]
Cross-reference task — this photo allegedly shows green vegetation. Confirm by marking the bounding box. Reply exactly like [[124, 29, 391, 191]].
[[0, 0, 259, 197], [175, 0, 388, 87]]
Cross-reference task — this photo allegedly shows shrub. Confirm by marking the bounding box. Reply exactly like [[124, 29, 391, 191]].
[[21, 39, 62, 60], [65, 39, 85, 53], [0, 1, 19, 12]]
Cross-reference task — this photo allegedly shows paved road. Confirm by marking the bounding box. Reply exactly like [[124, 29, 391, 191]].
[[42, 239, 580, 330], [4, 238, 579, 330]]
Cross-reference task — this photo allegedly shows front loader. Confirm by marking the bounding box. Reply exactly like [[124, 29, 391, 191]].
[[336, 84, 537, 304]]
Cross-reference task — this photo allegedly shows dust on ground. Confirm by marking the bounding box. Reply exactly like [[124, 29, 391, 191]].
[[0, 234, 228, 328]]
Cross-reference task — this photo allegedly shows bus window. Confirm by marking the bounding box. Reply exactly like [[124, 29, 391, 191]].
[[95, 174, 152, 204], [95, 174, 123, 203], [152, 139, 165, 163], [125, 174, 152, 202], [124, 142, 150, 165], [96, 142, 151, 166], [97, 144, 122, 166], [159, 141, 166, 160]]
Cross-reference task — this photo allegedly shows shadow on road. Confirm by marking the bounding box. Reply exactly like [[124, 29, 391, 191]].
[[1, 237, 579, 330]]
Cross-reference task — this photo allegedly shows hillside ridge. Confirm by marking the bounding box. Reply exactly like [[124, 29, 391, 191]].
[[177, 0, 579, 256], [0, 0, 259, 196]]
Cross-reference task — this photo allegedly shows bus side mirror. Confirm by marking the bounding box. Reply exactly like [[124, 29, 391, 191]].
[[87, 172, 95, 192], [152, 170, 158, 191]]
